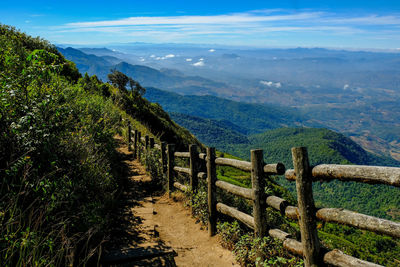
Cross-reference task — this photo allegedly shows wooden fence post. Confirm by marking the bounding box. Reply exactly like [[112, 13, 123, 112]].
[[167, 144, 175, 197], [145, 135, 149, 150], [137, 132, 141, 160], [189, 144, 199, 214], [161, 142, 167, 176], [251, 149, 267, 238], [207, 147, 217, 236], [128, 124, 132, 151], [134, 130, 138, 159], [291, 147, 321, 267], [149, 137, 154, 149]]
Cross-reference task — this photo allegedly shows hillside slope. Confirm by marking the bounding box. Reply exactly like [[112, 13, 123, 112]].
[[0, 25, 201, 266], [144, 87, 310, 134]]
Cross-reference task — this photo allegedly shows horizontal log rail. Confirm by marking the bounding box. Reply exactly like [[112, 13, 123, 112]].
[[323, 250, 383, 267], [215, 157, 252, 171], [215, 157, 285, 175], [215, 180, 253, 200], [216, 202, 255, 229], [174, 151, 190, 158], [127, 127, 394, 267], [173, 181, 188, 192], [173, 166, 191, 175], [285, 164, 400, 187], [316, 208, 400, 238]]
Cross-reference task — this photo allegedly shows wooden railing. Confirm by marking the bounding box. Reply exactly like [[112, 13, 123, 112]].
[[127, 126, 399, 267]]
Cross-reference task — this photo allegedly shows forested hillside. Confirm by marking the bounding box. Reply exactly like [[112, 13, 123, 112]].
[[144, 87, 310, 134], [0, 25, 199, 266]]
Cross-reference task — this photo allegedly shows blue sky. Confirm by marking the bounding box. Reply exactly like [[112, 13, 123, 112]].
[[2, 0, 400, 49]]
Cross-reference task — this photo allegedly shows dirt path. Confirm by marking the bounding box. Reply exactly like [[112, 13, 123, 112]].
[[104, 137, 238, 266]]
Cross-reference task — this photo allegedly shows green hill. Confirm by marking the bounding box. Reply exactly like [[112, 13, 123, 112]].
[[0, 25, 200, 266], [170, 112, 249, 147], [144, 87, 310, 134]]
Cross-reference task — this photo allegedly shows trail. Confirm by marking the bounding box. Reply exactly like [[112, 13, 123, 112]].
[[103, 137, 238, 266]]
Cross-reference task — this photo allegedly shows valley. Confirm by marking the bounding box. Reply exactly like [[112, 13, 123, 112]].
[[58, 45, 400, 160]]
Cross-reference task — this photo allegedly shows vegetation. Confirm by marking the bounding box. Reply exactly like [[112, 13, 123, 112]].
[[0, 25, 199, 265], [217, 221, 303, 267]]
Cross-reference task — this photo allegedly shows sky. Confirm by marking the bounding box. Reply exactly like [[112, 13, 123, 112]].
[[1, 0, 400, 49]]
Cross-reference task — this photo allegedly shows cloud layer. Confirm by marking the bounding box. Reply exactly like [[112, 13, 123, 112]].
[[54, 9, 400, 48]]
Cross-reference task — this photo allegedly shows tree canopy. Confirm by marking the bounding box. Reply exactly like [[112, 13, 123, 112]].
[[107, 69, 146, 96]]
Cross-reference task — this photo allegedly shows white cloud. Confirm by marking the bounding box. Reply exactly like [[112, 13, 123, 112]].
[[65, 11, 322, 28], [186, 58, 193, 62], [343, 84, 350, 90], [199, 58, 204, 61], [54, 9, 400, 48], [260, 80, 282, 88], [193, 61, 205, 67], [150, 54, 156, 58], [165, 54, 175, 58]]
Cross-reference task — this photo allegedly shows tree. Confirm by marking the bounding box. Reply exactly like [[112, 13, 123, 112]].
[[107, 69, 145, 96]]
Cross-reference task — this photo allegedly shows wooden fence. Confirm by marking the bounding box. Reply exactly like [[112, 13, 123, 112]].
[[127, 126, 400, 267]]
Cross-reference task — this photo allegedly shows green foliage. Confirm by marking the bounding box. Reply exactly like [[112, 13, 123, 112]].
[[191, 188, 209, 225], [141, 147, 164, 189], [108, 69, 145, 96], [170, 112, 249, 148], [0, 25, 125, 266], [217, 221, 303, 267], [318, 223, 400, 266]]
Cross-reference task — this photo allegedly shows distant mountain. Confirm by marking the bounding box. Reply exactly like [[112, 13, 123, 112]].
[[58, 47, 237, 96], [144, 87, 313, 134], [170, 113, 249, 148]]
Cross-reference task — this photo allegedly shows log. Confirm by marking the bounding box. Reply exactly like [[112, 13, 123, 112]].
[[266, 195, 288, 214], [215, 180, 253, 200], [285, 169, 296, 181], [173, 181, 188, 192], [215, 157, 252, 171], [264, 163, 286, 175], [285, 206, 300, 220], [167, 144, 175, 197], [216, 202, 254, 229], [269, 229, 292, 240], [174, 151, 190, 158], [286, 165, 400, 187], [251, 149, 268, 238], [313, 164, 400, 187], [197, 172, 207, 179], [316, 208, 400, 238], [173, 166, 191, 175], [283, 238, 303, 256], [207, 147, 217, 236], [323, 249, 383, 267], [292, 147, 322, 266]]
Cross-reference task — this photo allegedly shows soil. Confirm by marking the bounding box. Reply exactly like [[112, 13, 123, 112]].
[[103, 137, 238, 266]]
